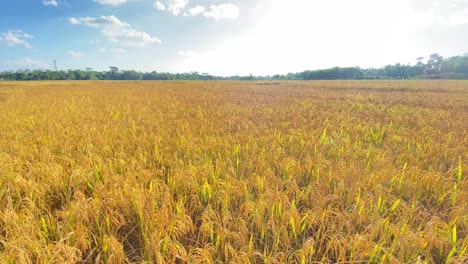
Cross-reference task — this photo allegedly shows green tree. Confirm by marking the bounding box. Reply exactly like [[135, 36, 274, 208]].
[[426, 53, 443, 76]]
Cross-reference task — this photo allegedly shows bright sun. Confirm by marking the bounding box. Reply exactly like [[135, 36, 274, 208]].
[[179, 0, 446, 75]]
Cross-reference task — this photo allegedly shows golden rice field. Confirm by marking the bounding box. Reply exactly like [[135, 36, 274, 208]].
[[0, 80, 466, 263]]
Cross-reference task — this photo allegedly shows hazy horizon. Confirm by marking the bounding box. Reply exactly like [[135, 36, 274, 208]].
[[1, 0, 467, 75]]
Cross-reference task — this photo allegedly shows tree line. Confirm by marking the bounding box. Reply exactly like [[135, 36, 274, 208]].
[[1, 53, 467, 81]]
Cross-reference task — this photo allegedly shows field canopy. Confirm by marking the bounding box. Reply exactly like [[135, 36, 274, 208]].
[[0, 80, 466, 263]]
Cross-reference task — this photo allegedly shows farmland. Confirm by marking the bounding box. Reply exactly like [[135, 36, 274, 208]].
[[0, 80, 466, 263]]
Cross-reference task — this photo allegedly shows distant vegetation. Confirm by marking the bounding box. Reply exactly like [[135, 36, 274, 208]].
[[1, 53, 467, 81]]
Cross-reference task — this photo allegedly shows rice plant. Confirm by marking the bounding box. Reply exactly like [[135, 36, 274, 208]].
[[0, 80, 466, 263]]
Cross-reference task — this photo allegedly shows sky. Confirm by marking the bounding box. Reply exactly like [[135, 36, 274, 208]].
[[0, 0, 467, 75]]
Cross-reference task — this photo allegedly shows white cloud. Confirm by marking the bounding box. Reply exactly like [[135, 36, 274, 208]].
[[444, 8, 468, 25], [43, 0, 59, 6], [203, 3, 239, 20], [182, 3, 239, 20], [0, 58, 49, 69], [409, 0, 468, 26], [69, 16, 162, 47], [99, 47, 127, 55], [178, 49, 197, 57], [154, 1, 166, 11], [24, 58, 48, 68], [154, 0, 189, 16], [0, 30, 33, 48], [184, 5, 205, 16], [95, 0, 127, 6], [438, 7, 468, 25], [155, 1, 239, 20], [69, 16, 128, 28], [67, 50, 84, 57]]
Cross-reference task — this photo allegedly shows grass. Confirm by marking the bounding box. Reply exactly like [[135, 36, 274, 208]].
[[0, 80, 466, 263]]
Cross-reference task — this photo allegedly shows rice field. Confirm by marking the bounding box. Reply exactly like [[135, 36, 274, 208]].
[[0, 80, 466, 263]]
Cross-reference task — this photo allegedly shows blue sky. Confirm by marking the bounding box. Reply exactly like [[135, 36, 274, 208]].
[[1, 0, 467, 75]]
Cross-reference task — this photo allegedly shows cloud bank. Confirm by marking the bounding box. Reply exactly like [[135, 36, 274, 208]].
[[69, 16, 162, 46]]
